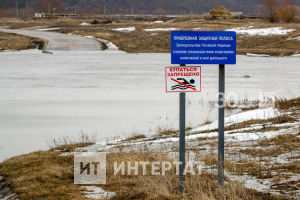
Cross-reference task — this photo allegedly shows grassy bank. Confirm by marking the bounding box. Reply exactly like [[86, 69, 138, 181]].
[[0, 31, 45, 51], [0, 147, 285, 200], [1, 98, 299, 199]]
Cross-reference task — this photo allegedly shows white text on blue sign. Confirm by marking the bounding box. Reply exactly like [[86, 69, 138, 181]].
[[171, 31, 236, 65]]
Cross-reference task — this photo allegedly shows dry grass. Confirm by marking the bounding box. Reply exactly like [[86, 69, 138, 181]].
[[0, 141, 286, 200], [201, 151, 299, 183], [195, 114, 296, 136], [122, 134, 147, 142], [256, 133, 300, 148], [0, 151, 89, 200], [156, 127, 178, 137], [47, 133, 96, 152], [105, 151, 284, 200], [275, 97, 300, 110], [0, 31, 44, 51], [1, 17, 299, 55]]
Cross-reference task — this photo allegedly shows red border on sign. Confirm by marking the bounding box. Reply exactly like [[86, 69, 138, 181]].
[[165, 66, 202, 93]]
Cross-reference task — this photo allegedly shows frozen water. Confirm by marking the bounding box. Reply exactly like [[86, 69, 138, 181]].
[[0, 41, 300, 161]]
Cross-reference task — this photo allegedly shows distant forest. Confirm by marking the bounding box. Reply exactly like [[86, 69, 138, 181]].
[[0, 0, 300, 17]]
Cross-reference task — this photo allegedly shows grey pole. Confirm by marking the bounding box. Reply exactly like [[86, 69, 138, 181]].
[[16, 0, 19, 17], [179, 64, 186, 192], [218, 64, 225, 186]]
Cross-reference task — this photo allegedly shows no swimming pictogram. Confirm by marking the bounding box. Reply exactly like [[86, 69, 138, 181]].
[[165, 66, 201, 93]]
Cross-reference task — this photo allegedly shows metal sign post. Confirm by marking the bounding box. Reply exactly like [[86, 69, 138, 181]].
[[179, 91, 186, 191], [165, 65, 201, 191], [179, 64, 186, 192], [218, 64, 225, 186]]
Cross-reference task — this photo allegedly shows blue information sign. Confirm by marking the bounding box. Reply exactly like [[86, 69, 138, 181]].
[[171, 31, 236, 64]]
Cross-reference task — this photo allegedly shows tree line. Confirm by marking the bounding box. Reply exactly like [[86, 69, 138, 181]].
[[0, 0, 299, 19]]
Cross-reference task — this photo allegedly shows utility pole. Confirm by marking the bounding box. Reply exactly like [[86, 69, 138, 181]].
[[131, 0, 134, 15], [16, 0, 19, 17], [74, 0, 77, 15], [189, 0, 192, 21]]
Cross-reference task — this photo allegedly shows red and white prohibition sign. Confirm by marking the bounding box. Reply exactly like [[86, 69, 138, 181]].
[[165, 66, 201, 93]]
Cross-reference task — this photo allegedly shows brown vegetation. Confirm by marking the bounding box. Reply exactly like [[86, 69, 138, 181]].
[[275, 97, 300, 110], [121, 134, 147, 142], [0, 31, 44, 51], [1, 17, 300, 56], [276, 0, 298, 23], [206, 5, 232, 20], [262, 0, 279, 23], [262, 0, 299, 23], [0, 147, 286, 200]]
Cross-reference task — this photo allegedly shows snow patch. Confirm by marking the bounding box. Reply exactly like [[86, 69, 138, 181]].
[[96, 38, 120, 51], [76, 143, 107, 152], [37, 27, 61, 31], [287, 36, 300, 41], [81, 186, 116, 199], [228, 173, 280, 195], [151, 20, 164, 24], [144, 21, 164, 24], [291, 53, 300, 57], [111, 27, 135, 32], [143, 28, 178, 32], [85, 36, 94, 39], [60, 152, 73, 157], [80, 22, 91, 26], [191, 107, 279, 133], [246, 53, 270, 57], [226, 27, 295, 36]]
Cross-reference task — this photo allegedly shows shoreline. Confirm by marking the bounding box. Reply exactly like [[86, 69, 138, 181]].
[[0, 97, 299, 199]]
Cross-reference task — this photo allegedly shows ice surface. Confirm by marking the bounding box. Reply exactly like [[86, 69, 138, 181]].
[[226, 27, 295, 36], [0, 30, 300, 161]]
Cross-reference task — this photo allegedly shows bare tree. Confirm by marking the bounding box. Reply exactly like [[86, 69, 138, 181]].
[[277, 0, 298, 23], [262, 0, 278, 22]]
